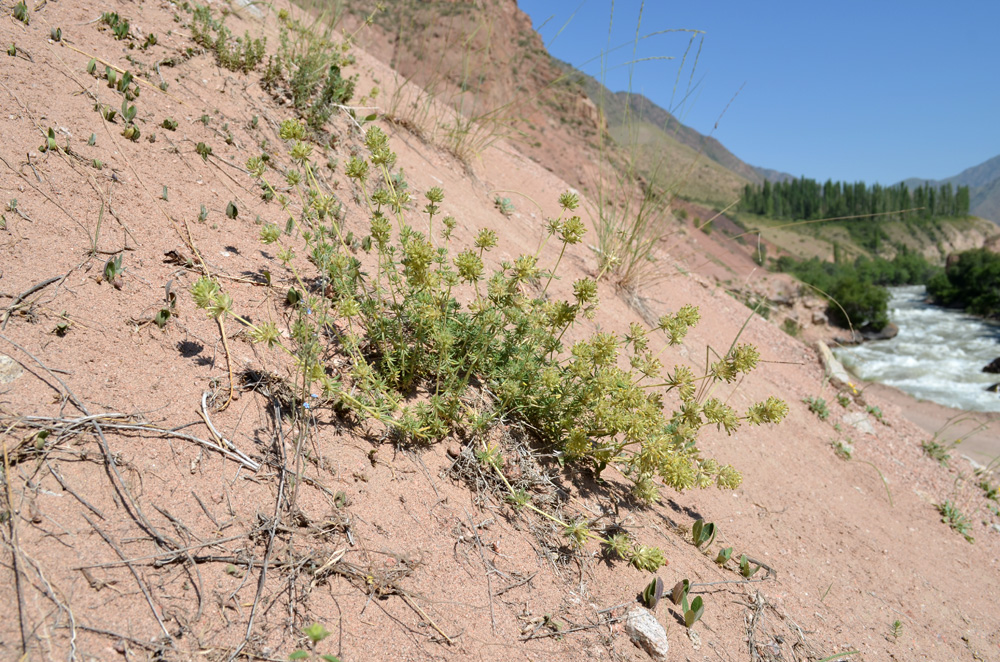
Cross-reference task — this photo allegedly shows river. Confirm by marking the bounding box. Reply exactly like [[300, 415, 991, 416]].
[[834, 285, 1000, 413]]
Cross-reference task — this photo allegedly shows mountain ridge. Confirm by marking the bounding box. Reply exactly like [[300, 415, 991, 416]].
[[901, 153, 1000, 223]]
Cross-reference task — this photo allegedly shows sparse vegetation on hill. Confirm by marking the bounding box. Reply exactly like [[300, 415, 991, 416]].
[[2, 1, 999, 660]]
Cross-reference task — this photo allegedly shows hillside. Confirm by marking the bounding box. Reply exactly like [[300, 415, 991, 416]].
[[1, 2, 999, 662], [903, 153, 1000, 223]]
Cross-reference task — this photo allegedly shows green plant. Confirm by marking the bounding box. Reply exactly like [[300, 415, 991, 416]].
[[921, 440, 952, 466], [39, 128, 59, 153], [7, 43, 15, 57], [804, 396, 830, 420], [50, 27, 62, 42], [261, 9, 358, 131], [831, 439, 853, 460], [103, 254, 124, 287], [100, 12, 131, 40], [669, 579, 704, 628], [288, 622, 339, 661], [162, 117, 178, 130], [866, 404, 886, 425], [836, 392, 851, 408], [781, 317, 800, 337], [691, 519, 716, 549], [197, 122, 787, 577], [13, 1, 29, 24], [936, 500, 974, 543], [890, 619, 903, 641], [196, 142, 212, 160], [225, 201, 238, 219], [191, 4, 265, 73], [978, 478, 998, 501], [493, 195, 514, 217], [640, 576, 664, 609], [739, 554, 762, 578], [714, 546, 733, 566]]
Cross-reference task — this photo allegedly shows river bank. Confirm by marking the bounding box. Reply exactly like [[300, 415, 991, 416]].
[[863, 381, 999, 465]]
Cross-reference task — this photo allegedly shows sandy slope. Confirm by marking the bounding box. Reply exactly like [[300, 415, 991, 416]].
[[0, 2, 998, 661]]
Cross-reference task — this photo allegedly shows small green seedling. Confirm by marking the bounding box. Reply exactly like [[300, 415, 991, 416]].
[[493, 195, 514, 217], [122, 124, 140, 141], [196, 142, 212, 160], [640, 577, 664, 610], [739, 554, 762, 578], [101, 105, 117, 122], [161, 117, 178, 130], [226, 201, 238, 219], [103, 254, 124, 287], [890, 619, 903, 641], [866, 404, 887, 425], [87, 58, 97, 74], [13, 1, 29, 24], [837, 392, 851, 408], [105, 66, 117, 88], [161, 186, 168, 201], [670, 579, 704, 628], [198, 205, 208, 222], [154, 308, 171, 329], [936, 500, 974, 543], [691, 519, 716, 549], [50, 27, 62, 42], [92, 159, 103, 170], [39, 128, 58, 153], [121, 100, 137, 123], [88, 133, 96, 146], [832, 439, 853, 460], [804, 396, 830, 420], [7, 44, 15, 57], [684, 596, 704, 628], [288, 622, 339, 662], [715, 547, 733, 566]]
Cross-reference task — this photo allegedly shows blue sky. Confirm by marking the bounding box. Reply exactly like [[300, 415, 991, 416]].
[[518, 1, 999, 184]]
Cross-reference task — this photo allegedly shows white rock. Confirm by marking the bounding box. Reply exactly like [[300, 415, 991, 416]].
[[625, 606, 669, 661], [0, 355, 23, 384], [842, 412, 876, 436]]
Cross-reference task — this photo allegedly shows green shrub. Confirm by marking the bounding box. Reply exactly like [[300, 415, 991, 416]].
[[195, 122, 789, 505], [927, 248, 1000, 317], [827, 277, 889, 330], [804, 396, 830, 420], [262, 12, 356, 131], [191, 4, 266, 73]]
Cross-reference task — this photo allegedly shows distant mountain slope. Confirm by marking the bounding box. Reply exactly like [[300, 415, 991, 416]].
[[608, 92, 763, 184], [338, 0, 774, 208], [752, 166, 797, 184], [551, 60, 760, 205], [902, 153, 1000, 223]]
